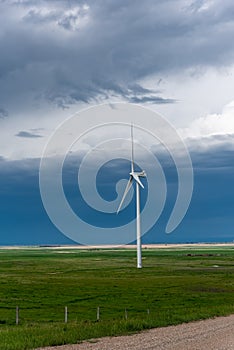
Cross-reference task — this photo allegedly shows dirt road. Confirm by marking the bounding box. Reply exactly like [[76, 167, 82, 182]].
[[36, 314, 234, 350]]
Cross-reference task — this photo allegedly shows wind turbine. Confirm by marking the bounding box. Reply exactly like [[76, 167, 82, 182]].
[[117, 125, 146, 268]]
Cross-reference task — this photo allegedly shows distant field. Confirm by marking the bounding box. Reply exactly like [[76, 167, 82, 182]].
[[0, 246, 233, 350]]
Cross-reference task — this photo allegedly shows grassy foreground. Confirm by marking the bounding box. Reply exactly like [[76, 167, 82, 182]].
[[0, 246, 233, 349]]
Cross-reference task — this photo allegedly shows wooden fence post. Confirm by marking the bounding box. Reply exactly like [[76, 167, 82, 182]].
[[125, 308, 128, 320], [65, 306, 68, 323], [16, 306, 19, 325], [97, 306, 100, 321]]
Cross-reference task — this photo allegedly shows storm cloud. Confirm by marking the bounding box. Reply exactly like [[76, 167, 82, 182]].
[[1, 0, 234, 112], [15, 130, 43, 138], [0, 107, 8, 118]]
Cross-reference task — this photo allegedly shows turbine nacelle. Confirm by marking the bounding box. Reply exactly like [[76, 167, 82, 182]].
[[117, 170, 146, 214], [130, 171, 146, 177], [130, 171, 146, 189]]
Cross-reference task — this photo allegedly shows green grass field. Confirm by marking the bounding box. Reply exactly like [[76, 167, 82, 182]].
[[0, 246, 233, 350]]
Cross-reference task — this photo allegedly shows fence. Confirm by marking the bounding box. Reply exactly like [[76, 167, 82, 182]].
[[0, 305, 154, 326]]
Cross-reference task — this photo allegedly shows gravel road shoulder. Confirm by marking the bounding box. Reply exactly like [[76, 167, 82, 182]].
[[36, 314, 234, 350]]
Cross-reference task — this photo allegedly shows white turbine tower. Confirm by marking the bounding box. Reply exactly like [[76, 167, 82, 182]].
[[117, 125, 146, 268]]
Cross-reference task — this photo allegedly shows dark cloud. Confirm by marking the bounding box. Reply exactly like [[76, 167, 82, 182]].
[[129, 96, 176, 104], [190, 135, 234, 170], [0, 0, 234, 111], [187, 133, 234, 161], [0, 144, 234, 244], [0, 107, 8, 118], [15, 130, 43, 138]]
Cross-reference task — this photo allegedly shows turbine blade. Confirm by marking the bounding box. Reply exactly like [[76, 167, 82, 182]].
[[132, 173, 144, 188], [131, 123, 134, 173], [117, 177, 133, 214]]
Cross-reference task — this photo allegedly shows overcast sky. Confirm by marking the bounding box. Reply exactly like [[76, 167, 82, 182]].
[[1, 0, 234, 244]]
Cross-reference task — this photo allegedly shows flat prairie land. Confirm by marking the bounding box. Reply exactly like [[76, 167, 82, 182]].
[[0, 245, 233, 350]]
